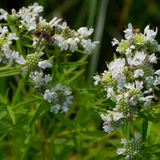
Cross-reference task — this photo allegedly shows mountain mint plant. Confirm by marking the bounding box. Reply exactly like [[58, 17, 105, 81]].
[[93, 23, 160, 159], [0, 3, 99, 114], [1, 2, 160, 160]]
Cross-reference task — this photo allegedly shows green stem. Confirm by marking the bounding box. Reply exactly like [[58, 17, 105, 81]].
[[142, 119, 148, 143], [122, 119, 131, 140]]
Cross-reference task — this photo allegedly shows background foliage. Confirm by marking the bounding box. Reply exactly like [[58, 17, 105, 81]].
[[1, 0, 160, 159]]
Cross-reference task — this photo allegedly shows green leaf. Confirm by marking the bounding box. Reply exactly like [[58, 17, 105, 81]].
[[65, 68, 85, 85], [66, 54, 88, 75], [0, 69, 19, 77], [28, 100, 45, 129], [7, 106, 16, 124], [12, 97, 40, 109], [11, 77, 24, 105], [55, 56, 64, 74], [7, 19, 16, 33], [55, 112, 73, 129], [138, 111, 156, 122], [15, 28, 23, 56], [142, 119, 148, 142], [0, 120, 28, 134], [0, 111, 7, 120], [21, 40, 34, 48], [113, 52, 117, 60]]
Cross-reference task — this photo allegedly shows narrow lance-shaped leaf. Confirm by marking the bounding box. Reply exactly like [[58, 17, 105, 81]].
[[7, 106, 16, 124], [28, 100, 45, 129]]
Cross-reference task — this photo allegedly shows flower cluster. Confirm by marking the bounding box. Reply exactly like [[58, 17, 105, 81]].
[[0, 3, 98, 114], [93, 23, 160, 159], [0, 3, 99, 54], [93, 24, 160, 133], [0, 2, 100, 114], [43, 83, 73, 114], [0, 25, 25, 65], [116, 132, 142, 160]]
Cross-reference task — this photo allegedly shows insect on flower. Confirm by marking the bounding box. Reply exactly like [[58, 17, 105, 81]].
[[32, 28, 55, 44]]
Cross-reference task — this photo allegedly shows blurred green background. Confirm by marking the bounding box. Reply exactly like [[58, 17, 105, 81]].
[[1, 0, 160, 160]]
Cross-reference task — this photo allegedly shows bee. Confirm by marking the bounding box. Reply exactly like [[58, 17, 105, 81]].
[[145, 55, 154, 68], [35, 17, 39, 24], [61, 29, 68, 36], [132, 28, 140, 34], [40, 85, 46, 94], [126, 112, 131, 120], [32, 28, 55, 44]]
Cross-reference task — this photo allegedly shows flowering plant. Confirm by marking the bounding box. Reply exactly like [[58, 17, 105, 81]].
[[1, 2, 160, 160], [93, 23, 160, 159]]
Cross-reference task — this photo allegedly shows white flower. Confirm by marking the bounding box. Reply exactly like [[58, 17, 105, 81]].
[[49, 17, 62, 28], [44, 89, 55, 102], [134, 69, 144, 78], [107, 87, 115, 100], [127, 51, 146, 66], [74, 37, 80, 43], [60, 22, 67, 30], [113, 112, 124, 121], [111, 38, 119, 46], [9, 51, 19, 65], [54, 37, 68, 51], [8, 33, 19, 40], [38, 60, 52, 69], [0, 9, 8, 20], [134, 132, 142, 140], [2, 43, 12, 58], [154, 76, 160, 85], [144, 76, 153, 83], [101, 114, 111, 123], [67, 38, 78, 52], [135, 81, 143, 90], [130, 45, 135, 49], [148, 53, 157, 63], [123, 23, 133, 40], [116, 148, 125, 155], [49, 84, 73, 114], [81, 39, 99, 54], [31, 72, 44, 83], [93, 76, 102, 85], [144, 96, 154, 108], [29, 2, 44, 16], [107, 58, 125, 79], [44, 74, 52, 83], [0, 25, 8, 35], [66, 96, 73, 105], [77, 27, 94, 37], [125, 48, 132, 57], [124, 83, 135, 90], [116, 95, 123, 101], [61, 105, 69, 114], [16, 55, 26, 65], [54, 83, 63, 91], [27, 19, 37, 31], [154, 70, 160, 76], [50, 104, 61, 114], [121, 138, 127, 144], [37, 51, 44, 57], [144, 24, 158, 43], [144, 88, 153, 94], [102, 125, 113, 134]]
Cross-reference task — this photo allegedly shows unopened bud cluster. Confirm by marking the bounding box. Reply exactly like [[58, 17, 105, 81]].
[[116, 132, 142, 160], [26, 53, 41, 71]]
